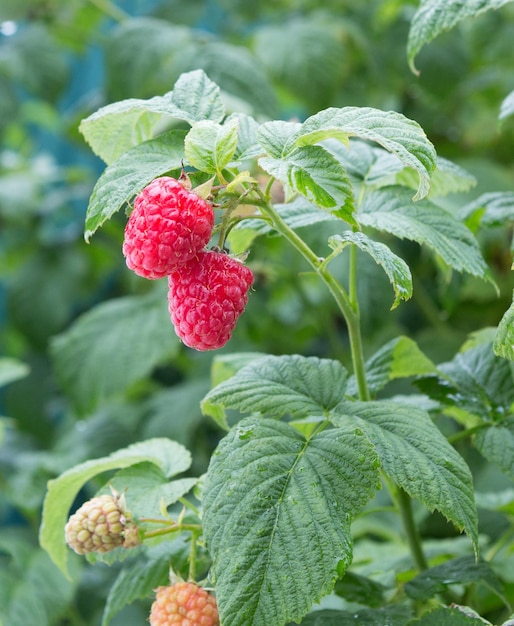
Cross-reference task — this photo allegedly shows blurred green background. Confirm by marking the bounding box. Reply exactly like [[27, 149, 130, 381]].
[[0, 1, 513, 624]]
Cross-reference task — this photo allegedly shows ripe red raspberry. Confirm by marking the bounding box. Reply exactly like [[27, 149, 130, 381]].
[[149, 582, 219, 626], [167, 249, 254, 351], [122, 177, 215, 279]]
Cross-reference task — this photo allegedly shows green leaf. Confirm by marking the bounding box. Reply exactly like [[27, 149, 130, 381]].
[[289, 605, 413, 625], [256, 120, 302, 158], [228, 112, 263, 162], [397, 157, 477, 197], [405, 556, 506, 602], [332, 400, 479, 555], [79, 69, 224, 164], [296, 107, 437, 201], [40, 438, 191, 577], [254, 18, 345, 108], [407, 0, 514, 73], [203, 417, 380, 626], [173, 41, 278, 118], [495, 296, 514, 361], [359, 187, 493, 282], [103, 463, 198, 519], [209, 352, 266, 387], [415, 343, 514, 422], [184, 118, 239, 174], [201, 354, 348, 426], [259, 145, 356, 224], [474, 419, 514, 479], [500, 90, 514, 121], [459, 192, 514, 227], [348, 336, 437, 396], [408, 606, 491, 625], [84, 130, 185, 240], [51, 288, 179, 415], [0, 358, 29, 387], [333, 571, 388, 607], [328, 232, 413, 309]]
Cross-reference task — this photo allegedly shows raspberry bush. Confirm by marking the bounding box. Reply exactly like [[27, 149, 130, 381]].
[[7, 2, 508, 625]]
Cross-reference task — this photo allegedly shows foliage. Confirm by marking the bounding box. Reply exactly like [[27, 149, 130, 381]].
[[1, 1, 513, 625]]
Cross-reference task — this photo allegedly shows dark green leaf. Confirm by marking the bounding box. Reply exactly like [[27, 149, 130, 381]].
[[475, 418, 514, 479], [289, 605, 413, 625], [405, 556, 505, 602], [332, 400, 479, 555], [359, 187, 493, 282], [203, 417, 380, 626], [201, 354, 348, 427], [408, 606, 491, 625], [334, 571, 388, 607]]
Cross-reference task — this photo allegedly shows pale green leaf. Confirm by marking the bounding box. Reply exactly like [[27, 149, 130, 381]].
[[259, 145, 356, 224], [103, 463, 199, 519], [347, 336, 437, 396], [84, 130, 185, 240], [79, 69, 224, 165], [227, 112, 263, 162], [329, 232, 413, 309], [203, 417, 380, 626], [459, 191, 514, 226], [296, 107, 436, 200], [500, 90, 514, 121], [407, 0, 514, 73], [184, 118, 239, 173], [51, 288, 179, 415], [0, 358, 29, 387], [397, 157, 477, 197], [494, 296, 514, 361], [201, 354, 348, 424], [332, 400, 479, 555], [40, 438, 191, 577], [256, 120, 302, 158], [359, 187, 492, 281]]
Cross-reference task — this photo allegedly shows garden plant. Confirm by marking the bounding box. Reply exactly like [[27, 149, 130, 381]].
[[1, 0, 514, 625]]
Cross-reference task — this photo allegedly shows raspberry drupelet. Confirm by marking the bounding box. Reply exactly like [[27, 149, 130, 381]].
[[149, 582, 219, 626]]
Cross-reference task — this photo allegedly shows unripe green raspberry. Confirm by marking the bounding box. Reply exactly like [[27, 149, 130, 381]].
[[65, 494, 138, 555]]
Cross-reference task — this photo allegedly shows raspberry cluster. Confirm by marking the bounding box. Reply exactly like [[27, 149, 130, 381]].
[[149, 582, 219, 626], [64, 494, 139, 555], [123, 177, 253, 350]]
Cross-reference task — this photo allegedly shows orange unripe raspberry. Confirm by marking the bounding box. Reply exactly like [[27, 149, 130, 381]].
[[149, 582, 219, 626]]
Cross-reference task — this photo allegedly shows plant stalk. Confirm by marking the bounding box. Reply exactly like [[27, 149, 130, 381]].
[[397, 487, 428, 571]]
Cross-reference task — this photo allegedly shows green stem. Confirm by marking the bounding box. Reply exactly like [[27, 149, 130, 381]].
[[397, 487, 428, 571], [255, 194, 370, 401]]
